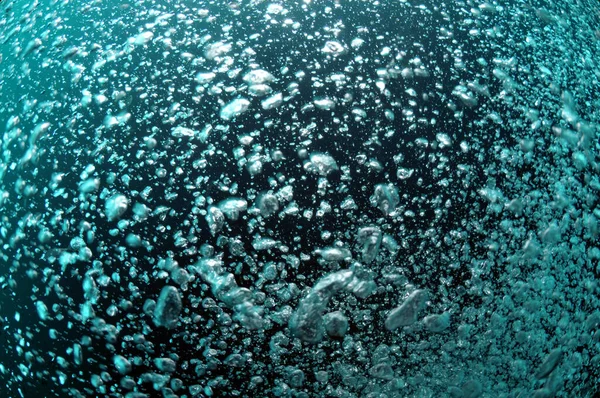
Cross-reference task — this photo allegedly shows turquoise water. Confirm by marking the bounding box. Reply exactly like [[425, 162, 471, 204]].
[[1, 0, 600, 397]]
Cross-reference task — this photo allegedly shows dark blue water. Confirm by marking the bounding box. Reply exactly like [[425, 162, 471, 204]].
[[1, 0, 599, 397]]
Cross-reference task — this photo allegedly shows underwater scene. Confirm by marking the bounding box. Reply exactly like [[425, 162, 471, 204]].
[[1, 0, 600, 397]]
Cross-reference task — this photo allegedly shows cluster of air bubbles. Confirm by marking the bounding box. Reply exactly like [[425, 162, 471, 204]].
[[0, 0, 599, 397]]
